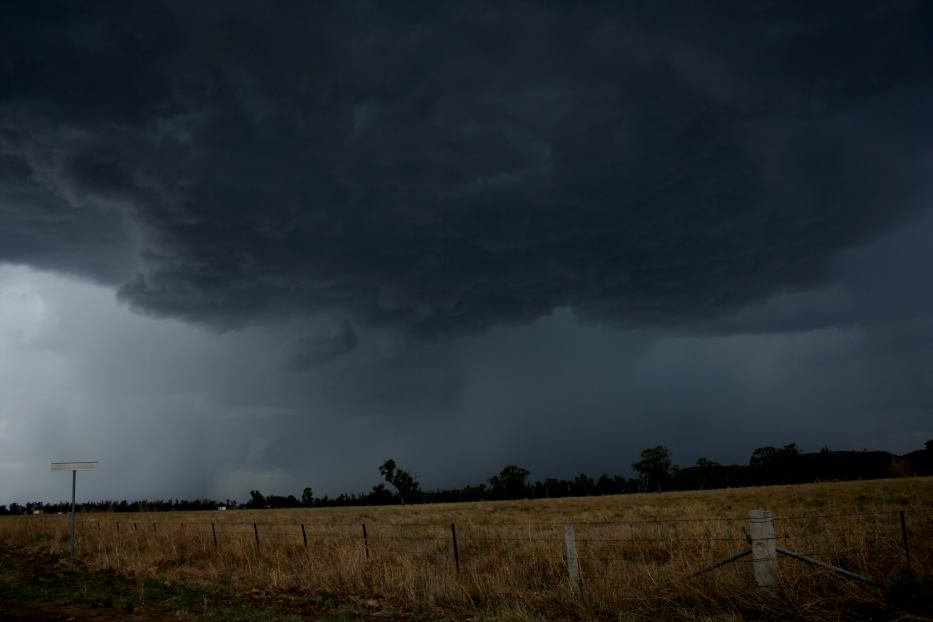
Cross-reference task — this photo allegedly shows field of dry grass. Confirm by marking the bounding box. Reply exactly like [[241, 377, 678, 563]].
[[2, 477, 931, 620]]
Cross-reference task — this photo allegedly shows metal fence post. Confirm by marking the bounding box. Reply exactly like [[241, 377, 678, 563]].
[[211, 522, 217, 549], [451, 523, 460, 572], [749, 509, 778, 588], [253, 523, 260, 549], [362, 523, 370, 560], [301, 523, 308, 548]]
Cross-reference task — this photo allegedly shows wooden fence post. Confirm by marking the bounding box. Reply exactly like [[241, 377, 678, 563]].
[[301, 523, 308, 548], [899, 510, 912, 572], [362, 524, 370, 560], [253, 523, 260, 549], [749, 509, 777, 588], [564, 523, 581, 594], [451, 523, 460, 572], [211, 523, 217, 549]]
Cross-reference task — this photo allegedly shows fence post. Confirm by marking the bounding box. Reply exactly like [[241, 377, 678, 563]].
[[301, 523, 308, 548], [253, 523, 260, 549], [899, 510, 912, 572], [362, 523, 370, 560], [749, 509, 778, 588], [133, 522, 138, 532], [564, 523, 581, 594], [211, 522, 217, 549], [451, 523, 460, 572]]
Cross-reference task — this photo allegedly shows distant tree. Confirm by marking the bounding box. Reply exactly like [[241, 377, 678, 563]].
[[458, 484, 488, 502], [540, 477, 567, 498], [695, 457, 721, 490], [750, 443, 802, 484], [301, 487, 314, 507], [750, 446, 778, 469], [379, 459, 421, 504], [633, 446, 672, 491], [489, 465, 530, 499], [248, 489, 266, 508], [379, 459, 397, 483], [596, 474, 616, 496], [367, 483, 395, 505], [259, 493, 297, 509], [571, 473, 596, 496], [889, 458, 914, 478], [750, 443, 799, 468], [669, 464, 683, 488]]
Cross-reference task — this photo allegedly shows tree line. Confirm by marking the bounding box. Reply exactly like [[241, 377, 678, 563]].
[[2, 441, 930, 515]]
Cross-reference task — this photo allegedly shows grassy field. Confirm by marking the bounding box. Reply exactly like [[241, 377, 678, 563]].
[[1, 477, 931, 620]]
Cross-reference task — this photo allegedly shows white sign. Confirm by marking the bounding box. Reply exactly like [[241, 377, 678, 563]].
[[51, 462, 98, 471]]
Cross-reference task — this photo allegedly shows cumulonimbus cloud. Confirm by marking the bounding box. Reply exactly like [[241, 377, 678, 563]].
[[1, 1, 931, 339]]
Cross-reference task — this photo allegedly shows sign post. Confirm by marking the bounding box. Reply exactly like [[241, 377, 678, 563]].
[[51, 461, 97, 568]]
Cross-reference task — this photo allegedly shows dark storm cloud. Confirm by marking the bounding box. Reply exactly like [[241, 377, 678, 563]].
[[284, 320, 359, 370], [1, 1, 931, 337]]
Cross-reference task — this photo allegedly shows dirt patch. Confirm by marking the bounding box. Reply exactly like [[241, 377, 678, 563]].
[[0, 600, 175, 621]]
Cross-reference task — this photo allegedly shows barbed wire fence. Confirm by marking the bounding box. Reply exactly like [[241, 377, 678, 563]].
[[1, 507, 927, 597]]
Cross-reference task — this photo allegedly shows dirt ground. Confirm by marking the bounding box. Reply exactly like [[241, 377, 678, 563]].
[[0, 600, 171, 621]]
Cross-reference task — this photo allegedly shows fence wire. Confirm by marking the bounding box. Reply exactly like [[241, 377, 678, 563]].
[[1, 508, 924, 588]]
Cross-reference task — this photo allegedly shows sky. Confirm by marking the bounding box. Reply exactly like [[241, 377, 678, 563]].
[[0, 1, 931, 505]]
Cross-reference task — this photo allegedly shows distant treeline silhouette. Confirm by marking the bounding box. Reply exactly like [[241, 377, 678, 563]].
[[2, 441, 930, 515]]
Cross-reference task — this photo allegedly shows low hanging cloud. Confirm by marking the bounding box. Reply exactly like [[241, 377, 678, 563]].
[[1, 2, 931, 340], [284, 320, 359, 370]]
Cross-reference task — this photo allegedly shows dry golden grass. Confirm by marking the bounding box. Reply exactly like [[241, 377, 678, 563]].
[[2, 477, 931, 620]]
